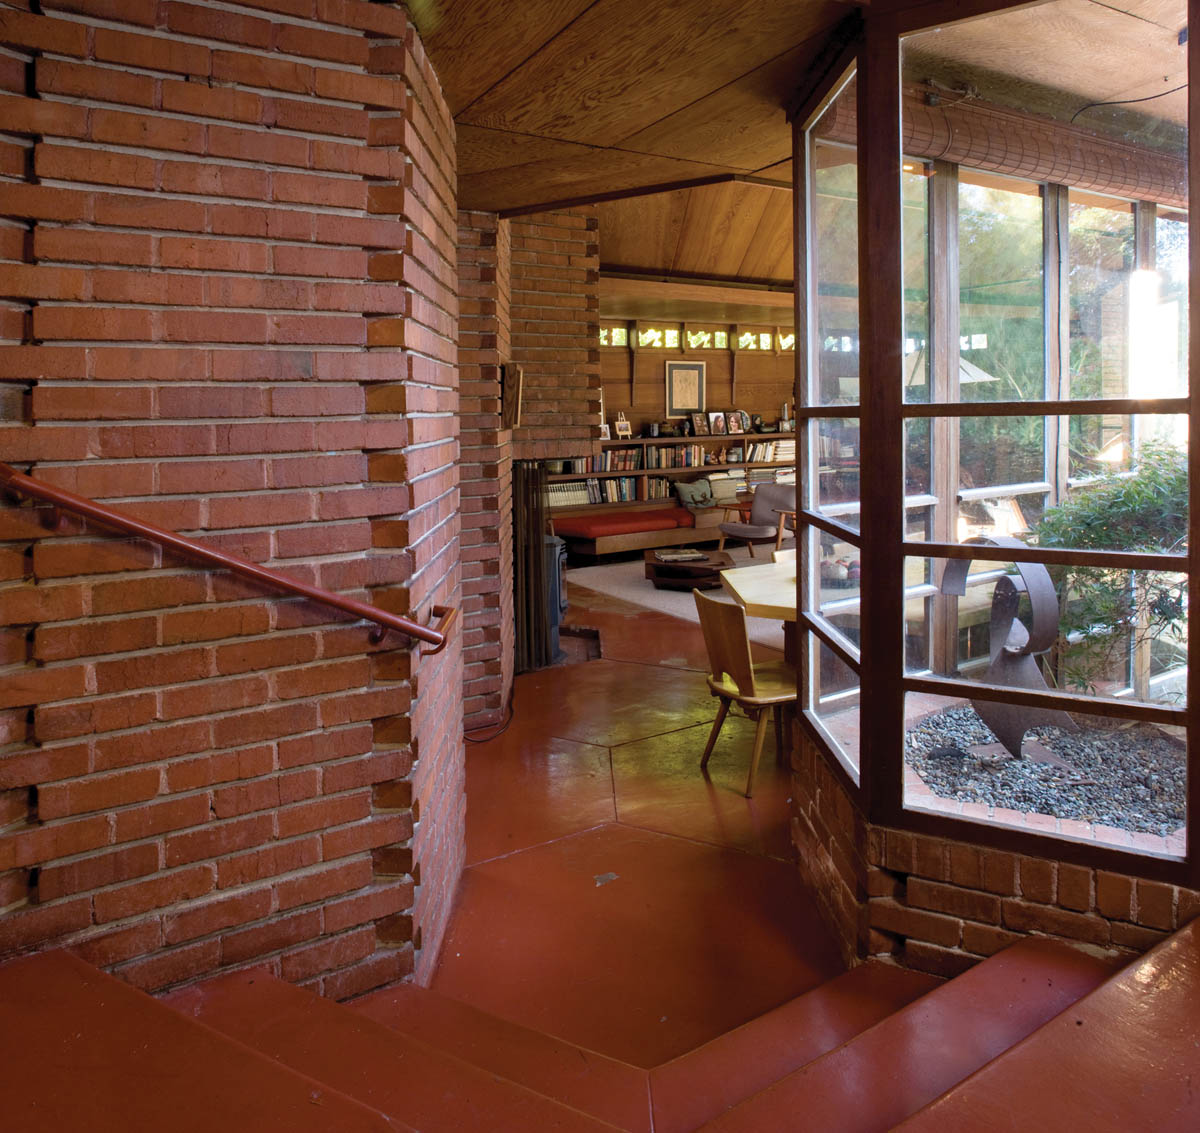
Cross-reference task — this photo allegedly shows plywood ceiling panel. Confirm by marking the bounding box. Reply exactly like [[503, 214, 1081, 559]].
[[599, 183, 793, 289], [454, 125, 598, 179], [458, 150, 732, 214], [409, 0, 596, 116], [903, 0, 1186, 130], [597, 195, 690, 276], [457, 0, 851, 147], [618, 38, 828, 172]]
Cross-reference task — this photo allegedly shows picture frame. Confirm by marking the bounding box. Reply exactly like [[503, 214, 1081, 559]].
[[613, 413, 633, 439], [708, 411, 727, 435], [665, 360, 706, 418], [691, 412, 709, 435], [501, 363, 523, 429], [598, 423, 611, 440], [726, 411, 744, 434]]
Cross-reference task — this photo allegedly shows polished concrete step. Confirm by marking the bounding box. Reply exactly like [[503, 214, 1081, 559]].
[[899, 918, 1200, 1130], [0, 950, 400, 1133], [649, 961, 943, 1133], [165, 968, 620, 1132], [699, 937, 1122, 1132], [352, 981, 652, 1132]]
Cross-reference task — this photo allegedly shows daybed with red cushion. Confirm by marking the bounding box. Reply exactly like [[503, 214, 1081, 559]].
[[552, 505, 722, 556]]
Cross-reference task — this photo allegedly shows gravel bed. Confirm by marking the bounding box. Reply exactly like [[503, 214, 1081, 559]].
[[905, 706, 1186, 836]]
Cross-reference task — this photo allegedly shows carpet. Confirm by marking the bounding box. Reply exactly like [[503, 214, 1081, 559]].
[[565, 546, 788, 652]]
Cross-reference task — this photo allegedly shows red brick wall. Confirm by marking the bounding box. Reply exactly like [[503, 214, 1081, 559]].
[[0, 0, 463, 998], [458, 210, 514, 729], [792, 731, 1200, 976], [510, 209, 600, 461]]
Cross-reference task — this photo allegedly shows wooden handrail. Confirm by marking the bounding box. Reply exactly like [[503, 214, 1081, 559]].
[[0, 462, 453, 653]]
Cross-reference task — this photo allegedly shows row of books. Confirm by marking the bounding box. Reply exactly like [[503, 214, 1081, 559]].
[[593, 447, 643, 472], [644, 444, 708, 469]]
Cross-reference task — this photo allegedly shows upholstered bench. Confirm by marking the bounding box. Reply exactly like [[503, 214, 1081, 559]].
[[552, 505, 722, 556]]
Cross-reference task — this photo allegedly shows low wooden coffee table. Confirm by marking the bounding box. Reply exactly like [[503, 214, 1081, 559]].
[[643, 548, 735, 590]]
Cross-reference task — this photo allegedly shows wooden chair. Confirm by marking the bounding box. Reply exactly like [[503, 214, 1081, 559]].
[[693, 589, 797, 797], [717, 482, 796, 557]]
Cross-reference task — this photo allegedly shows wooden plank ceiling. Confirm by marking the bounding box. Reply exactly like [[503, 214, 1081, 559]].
[[413, 0, 854, 214], [412, 0, 1186, 324]]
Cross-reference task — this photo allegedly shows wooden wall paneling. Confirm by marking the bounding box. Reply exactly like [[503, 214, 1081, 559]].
[[599, 349, 794, 432], [414, 0, 596, 115], [457, 0, 850, 146]]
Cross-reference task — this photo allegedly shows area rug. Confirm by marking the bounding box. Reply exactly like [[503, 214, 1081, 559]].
[[565, 546, 787, 652]]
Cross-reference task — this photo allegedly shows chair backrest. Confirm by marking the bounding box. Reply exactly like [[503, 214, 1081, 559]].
[[693, 590, 758, 696], [749, 482, 796, 527]]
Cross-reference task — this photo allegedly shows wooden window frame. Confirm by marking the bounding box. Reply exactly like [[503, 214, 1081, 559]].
[[792, 0, 1200, 886]]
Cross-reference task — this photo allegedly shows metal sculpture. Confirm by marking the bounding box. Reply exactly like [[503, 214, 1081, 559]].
[[940, 535, 1073, 758]]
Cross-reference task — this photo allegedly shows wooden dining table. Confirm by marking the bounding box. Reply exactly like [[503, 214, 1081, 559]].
[[720, 559, 798, 663]]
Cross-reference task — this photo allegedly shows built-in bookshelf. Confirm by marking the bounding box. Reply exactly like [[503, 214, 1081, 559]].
[[546, 433, 795, 510]]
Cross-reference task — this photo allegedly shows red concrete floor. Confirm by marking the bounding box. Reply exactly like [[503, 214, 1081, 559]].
[[434, 582, 844, 1068]]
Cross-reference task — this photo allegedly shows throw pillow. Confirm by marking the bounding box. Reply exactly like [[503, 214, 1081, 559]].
[[675, 478, 715, 508]]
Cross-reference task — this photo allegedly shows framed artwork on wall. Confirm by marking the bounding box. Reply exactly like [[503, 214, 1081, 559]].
[[665, 360, 705, 417]]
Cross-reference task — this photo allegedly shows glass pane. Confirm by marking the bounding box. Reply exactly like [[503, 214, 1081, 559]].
[[815, 417, 861, 516], [808, 631, 861, 780], [959, 172, 1045, 403], [810, 77, 859, 408], [1153, 210, 1189, 396], [912, 555, 1187, 707], [905, 418, 931, 496], [904, 693, 1186, 852], [959, 414, 1046, 489], [1038, 427, 1187, 552], [903, 160, 930, 403], [1069, 192, 1134, 399]]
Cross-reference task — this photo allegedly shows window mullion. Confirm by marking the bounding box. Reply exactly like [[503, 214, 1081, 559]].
[[857, 16, 904, 823]]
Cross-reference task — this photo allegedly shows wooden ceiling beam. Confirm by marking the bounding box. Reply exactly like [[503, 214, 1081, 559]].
[[496, 173, 790, 219]]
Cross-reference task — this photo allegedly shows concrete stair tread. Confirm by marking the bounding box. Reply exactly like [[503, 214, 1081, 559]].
[[648, 961, 943, 1133], [352, 982, 652, 1132], [0, 950, 402, 1133], [166, 968, 621, 1132], [697, 936, 1122, 1132], [898, 918, 1200, 1130]]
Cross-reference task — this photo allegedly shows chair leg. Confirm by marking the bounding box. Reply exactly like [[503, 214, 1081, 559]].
[[701, 698, 730, 770], [747, 540, 755, 558], [718, 533, 726, 551], [745, 708, 771, 798]]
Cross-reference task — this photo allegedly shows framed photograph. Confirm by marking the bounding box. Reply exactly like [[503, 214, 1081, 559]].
[[691, 412, 709, 435], [598, 423, 611, 440], [665, 360, 706, 418], [726, 411, 744, 434], [613, 413, 633, 439], [708, 411, 727, 435]]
